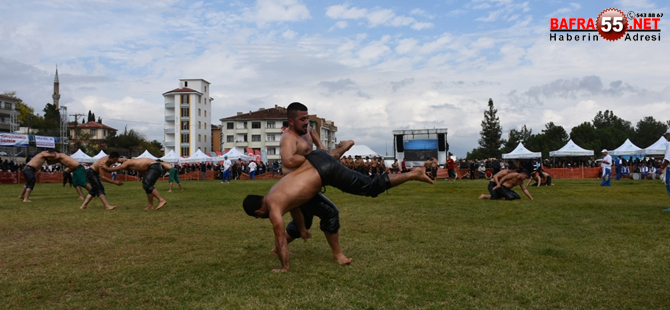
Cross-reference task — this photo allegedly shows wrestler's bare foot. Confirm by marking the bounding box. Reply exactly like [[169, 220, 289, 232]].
[[23, 199, 31, 203], [145, 206, 155, 210], [80, 204, 87, 209], [168, 190, 172, 192], [78, 196, 84, 200], [18, 195, 23, 200], [155, 200, 167, 210], [105, 206, 117, 210], [479, 194, 486, 199], [413, 167, 434, 184], [334, 254, 353, 265]]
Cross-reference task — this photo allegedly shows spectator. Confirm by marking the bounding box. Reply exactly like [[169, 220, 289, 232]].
[[249, 160, 257, 180], [200, 162, 207, 180]]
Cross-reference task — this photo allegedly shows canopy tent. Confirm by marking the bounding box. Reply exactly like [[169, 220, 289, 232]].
[[180, 149, 212, 163], [610, 139, 642, 158], [212, 148, 253, 161], [636, 136, 668, 156], [70, 149, 95, 163], [343, 145, 381, 158], [159, 150, 181, 163], [92, 150, 108, 160], [549, 139, 594, 157], [502, 143, 541, 159], [134, 150, 158, 160]]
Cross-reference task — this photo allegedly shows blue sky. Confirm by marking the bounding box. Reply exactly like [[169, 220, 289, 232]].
[[1, 0, 668, 157]]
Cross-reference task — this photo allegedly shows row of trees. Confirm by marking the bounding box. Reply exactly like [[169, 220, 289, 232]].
[[3, 91, 162, 157], [468, 99, 670, 159]]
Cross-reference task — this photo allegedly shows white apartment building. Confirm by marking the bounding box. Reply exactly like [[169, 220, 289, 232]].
[[220, 106, 337, 163], [163, 79, 212, 157]]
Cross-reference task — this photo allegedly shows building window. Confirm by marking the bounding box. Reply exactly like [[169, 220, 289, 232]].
[[90, 129, 97, 136], [227, 122, 234, 129], [181, 107, 189, 117], [251, 122, 261, 129], [181, 121, 189, 130], [252, 135, 261, 142], [181, 147, 190, 156], [181, 134, 189, 143], [204, 110, 207, 117], [204, 86, 207, 92], [184, 81, 188, 87], [198, 95, 202, 103], [267, 147, 276, 155], [205, 147, 207, 153], [4, 103, 10, 110], [266, 134, 275, 142], [181, 94, 189, 104], [227, 135, 234, 142], [198, 108, 201, 116], [198, 121, 201, 129], [237, 134, 247, 142], [198, 134, 201, 142], [204, 123, 207, 130], [267, 121, 276, 129], [204, 135, 207, 142]]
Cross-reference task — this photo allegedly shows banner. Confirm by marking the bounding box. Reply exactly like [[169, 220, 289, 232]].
[[35, 136, 56, 148], [0, 133, 29, 147]]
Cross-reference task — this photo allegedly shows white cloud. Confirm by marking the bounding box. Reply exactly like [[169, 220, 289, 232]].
[[255, 0, 311, 25], [325, 4, 432, 30], [325, 4, 368, 19], [332, 21, 348, 29], [546, 3, 581, 17], [411, 22, 434, 30], [282, 29, 298, 39]]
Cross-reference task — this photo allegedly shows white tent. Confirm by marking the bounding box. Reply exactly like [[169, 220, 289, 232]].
[[610, 139, 642, 156], [502, 143, 541, 159], [134, 150, 158, 160], [70, 149, 95, 163], [636, 136, 668, 156], [212, 148, 253, 161], [92, 150, 108, 160], [549, 139, 594, 157], [159, 150, 181, 163], [343, 145, 381, 158], [180, 149, 212, 163]]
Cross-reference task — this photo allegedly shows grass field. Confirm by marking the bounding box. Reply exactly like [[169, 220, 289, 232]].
[[1, 177, 670, 309]]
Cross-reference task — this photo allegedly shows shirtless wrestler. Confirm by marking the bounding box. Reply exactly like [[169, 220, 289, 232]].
[[18, 150, 57, 202], [103, 158, 172, 210], [79, 152, 125, 210], [46, 150, 90, 199], [479, 169, 533, 201]]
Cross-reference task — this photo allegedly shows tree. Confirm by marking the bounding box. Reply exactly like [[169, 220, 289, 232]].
[[87, 110, 93, 122], [570, 122, 600, 152], [36, 103, 60, 136], [502, 125, 532, 154], [633, 116, 666, 147], [477, 98, 504, 158], [526, 122, 569, 158]]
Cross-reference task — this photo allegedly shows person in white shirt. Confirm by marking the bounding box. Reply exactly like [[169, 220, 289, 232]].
[[661, 129, 670, 211], [640, 164, 650, 179], [249, 160, 257, 180], [221, 156, 232, 183], [601, 149, 612, 187]]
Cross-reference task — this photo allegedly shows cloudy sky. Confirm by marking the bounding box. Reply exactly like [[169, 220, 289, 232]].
[[1, 0, 668, 157]]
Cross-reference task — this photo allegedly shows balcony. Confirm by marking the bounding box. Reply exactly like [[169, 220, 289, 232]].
[[165, 115, 175, 122], [180, 116, 190, 121], [180, 129, 189, 134], [180, 103, 190, 108], [165, 141, 175, 147], [180, 143, 190, 148], [165, 102, 175, 109], [165, 128, 175, 134]]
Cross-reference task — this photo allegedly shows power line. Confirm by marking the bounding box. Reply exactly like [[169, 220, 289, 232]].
[[104, 118, 165, 126]]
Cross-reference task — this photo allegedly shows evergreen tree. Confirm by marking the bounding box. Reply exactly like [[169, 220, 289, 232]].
[[478, 98, 503, 158], [634, 116, 666, 147], [502, 125, 532, 154], [87, 110, 93, 122]]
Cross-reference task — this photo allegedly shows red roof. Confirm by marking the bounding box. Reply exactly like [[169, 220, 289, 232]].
[[162, 87, 202, 95], [69, 121, 117, 131]]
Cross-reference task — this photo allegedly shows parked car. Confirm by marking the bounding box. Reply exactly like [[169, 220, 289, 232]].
[[0, 151, 8, 156]]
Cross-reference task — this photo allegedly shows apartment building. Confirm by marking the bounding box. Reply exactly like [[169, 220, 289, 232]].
[[163, 79, 212, 157]]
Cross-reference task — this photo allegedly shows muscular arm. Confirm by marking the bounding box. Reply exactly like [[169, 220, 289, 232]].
[[493, 171, 512, 189], [269, 209, 290, 272], [519, 182, 533, 200], [104, 161, 131, 172], [289, 208, 310, 241], [280, 138, 306, 170]]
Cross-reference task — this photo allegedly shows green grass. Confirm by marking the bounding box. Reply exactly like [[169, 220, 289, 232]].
[[1, 178, 669, 309]]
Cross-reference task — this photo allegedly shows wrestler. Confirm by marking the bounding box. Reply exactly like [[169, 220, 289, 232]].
[[527, 170, 554, 187], [168, 163, 183, 192], [18, 150, 57, 202], [46, 150, 90, 199], [244, 148, 433, 272], [103, 158, 172, 210], [277, 102, 355, 266], [79, 152, 125, 210], [478, 169, 533, 201]]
